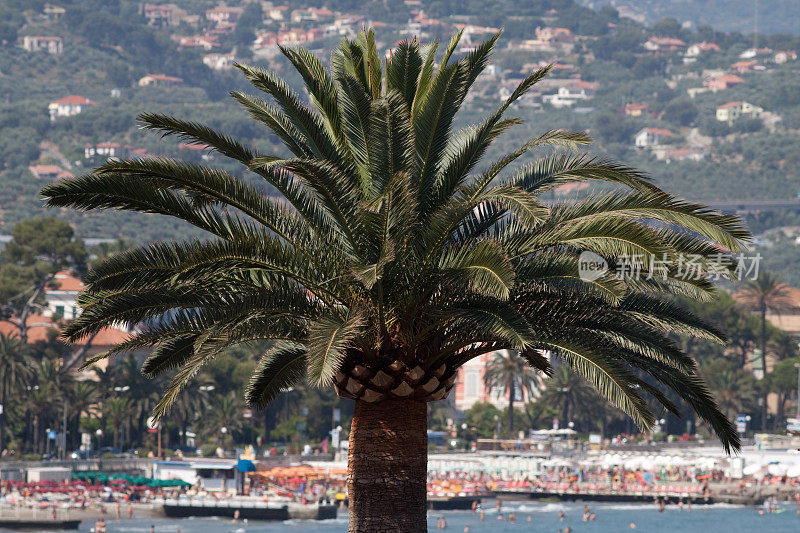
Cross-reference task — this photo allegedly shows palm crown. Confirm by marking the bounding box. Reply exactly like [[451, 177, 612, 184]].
[[43, 29, 748, 452]]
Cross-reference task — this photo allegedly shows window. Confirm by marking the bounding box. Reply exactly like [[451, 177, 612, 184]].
[[465, 372, 479, 396], [55, 305, 65, 316]]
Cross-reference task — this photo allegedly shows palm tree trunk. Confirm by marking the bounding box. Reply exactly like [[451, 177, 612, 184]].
[[347, 399, 427, 533], [508, 380, 515, 436], [761, 305, 767, 430]]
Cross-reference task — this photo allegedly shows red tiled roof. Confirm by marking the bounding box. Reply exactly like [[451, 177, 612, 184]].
[[554, 183, 590, 194], [649, 37, 686, 46], [179, 142, 210, 151], [0, 314, 130, 346], [0, 315, 58, 343], [52, 95, 95, 105], [625, 103, 649, 111], [147, 74, 183, 83], [47, 270, 84, 292], [644, 127, 673, 136], [713, 74, 744, 83], [57, 170, 74, 179], [717, 101, 742, 109], [29, 164, 61, 175]]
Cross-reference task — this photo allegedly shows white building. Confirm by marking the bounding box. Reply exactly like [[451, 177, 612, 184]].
[[634, 127, 673, 148], [48, 95, 96, 121], [716, 101, 763, 122], [153, 459, 243, 492], [27, 467, 72, 483], [542, 86, 590, 108], [205, 6, 243, 24], [23, 36, 63, 54], [44, 271, 84, 319], [203, 53, 235, 70], [84, 142, 127, 161]]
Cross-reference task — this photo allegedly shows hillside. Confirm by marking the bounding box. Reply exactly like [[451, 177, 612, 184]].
[[0, 0, 799, 243], [579, 0, 800, 36]]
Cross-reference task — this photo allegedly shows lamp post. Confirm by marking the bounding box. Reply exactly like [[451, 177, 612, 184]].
[[113, 386, 130, 448]]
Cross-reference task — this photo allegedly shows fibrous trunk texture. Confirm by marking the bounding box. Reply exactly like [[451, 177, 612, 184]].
[[347, 399, 428, 533]]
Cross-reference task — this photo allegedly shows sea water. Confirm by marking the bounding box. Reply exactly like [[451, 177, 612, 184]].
[[64, 500, 799, 532]]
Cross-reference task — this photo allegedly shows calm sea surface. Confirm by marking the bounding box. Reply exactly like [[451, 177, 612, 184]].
[[55, 500, 800, 532]]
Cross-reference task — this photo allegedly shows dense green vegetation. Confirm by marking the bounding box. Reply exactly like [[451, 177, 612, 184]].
[[1, 0, 799, 242]]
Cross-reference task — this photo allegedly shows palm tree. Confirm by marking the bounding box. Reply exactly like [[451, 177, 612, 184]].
[[102, 397, 130, 449], [484, 350, 540, 435], [43, 30, 748, 532], [0, 333, 32, 451], [738, 271, 794, 428], [537, 365, 599, 431], [67, 380, 98, 449], [205, 392, 244, 444], [705, 360, 759, 423]]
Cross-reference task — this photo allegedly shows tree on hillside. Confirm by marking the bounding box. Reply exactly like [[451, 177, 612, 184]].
[[0, 218, 86, 342], [43, 30, 748, 532]]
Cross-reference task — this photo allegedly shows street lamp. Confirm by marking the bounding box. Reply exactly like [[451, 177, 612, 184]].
[[113, 386, 130, 393], [199, 385, 215, 392]]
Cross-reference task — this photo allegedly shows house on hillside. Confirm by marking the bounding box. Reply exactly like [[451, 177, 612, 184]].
[[739, 47, 772, 59], [48, 95, 95, 121], [43, 4, 65, 21], [705, 74, 743, 92], [206, 6, 243, 24], [665, 148, 706, 163], [542, 81, 597, 109], [730, 60, 762, 73], [179, 35, 219, 50], [268, 5, 289, 20], [138, 74, 183, 87], [22, 36, 63, 54], [84, 142, 128, 160], [634, 127, 673, 148], [716, 101, 763, 122], [203, 52, 235, 70], [29, 165, 61, 179], [291, 7, 334, 23], [0, 312, 134, 372], [685, 42, 720, 58], [143, 4, 173, 26], [45, 271, 84, 319], [643, 37, 686, 53], [624, 103, 649, 117], [774, 51, 797, 64]]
